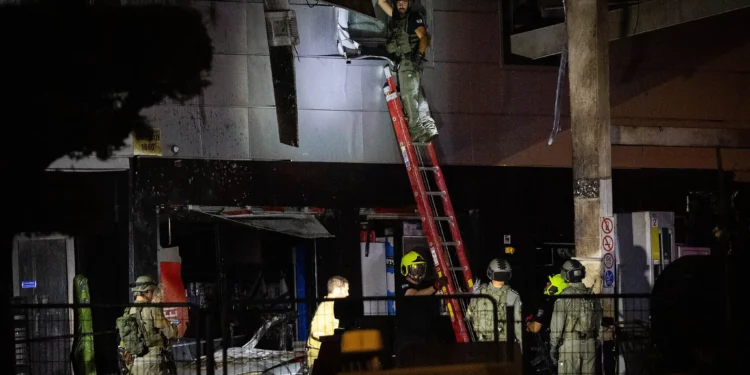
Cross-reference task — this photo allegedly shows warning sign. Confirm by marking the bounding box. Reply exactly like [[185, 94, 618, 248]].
[[601, 218, 613, 234], [602, 235, 614, 252], [600, 216, 616, 292]]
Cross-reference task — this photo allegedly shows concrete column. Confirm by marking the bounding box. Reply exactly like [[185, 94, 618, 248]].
[[566, 0, 612, 292]]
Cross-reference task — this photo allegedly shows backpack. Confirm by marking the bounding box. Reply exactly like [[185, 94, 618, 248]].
[[474, 285, 509, 335], [570, 288, 597, 335], [116, 307, 149, 357]]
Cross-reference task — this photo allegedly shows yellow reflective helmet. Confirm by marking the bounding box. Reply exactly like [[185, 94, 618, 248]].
[[400, 251, 427, 281], [545, 274, 568, 296]]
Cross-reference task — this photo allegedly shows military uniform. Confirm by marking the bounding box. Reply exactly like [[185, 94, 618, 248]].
[[125, 303, 178, 375], [307, 301, 338, 372], [549, 282, 601, 375], [468, 284, 523, 347], [385, 9, 437, 143]]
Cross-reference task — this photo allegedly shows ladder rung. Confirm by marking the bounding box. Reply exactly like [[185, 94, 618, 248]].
[[426, 191, 446, 197], [442, 241, 460, 246], [433, 216, 452, 221], [419, 166, 438, 172]]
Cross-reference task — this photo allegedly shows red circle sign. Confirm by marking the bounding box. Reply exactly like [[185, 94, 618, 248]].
[[602, 235, 614, 252], [603, 253, 614, 269], [601, 218, 613, 234]]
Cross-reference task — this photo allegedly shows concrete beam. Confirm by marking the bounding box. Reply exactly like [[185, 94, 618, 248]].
[[612, 126, 750, 148], [511, 0, 750, 59]]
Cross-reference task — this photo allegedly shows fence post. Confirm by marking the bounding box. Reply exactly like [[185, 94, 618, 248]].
[[614, 293, 620, 374], [206, 309, 215, 375], [194, 307, 202, 375]]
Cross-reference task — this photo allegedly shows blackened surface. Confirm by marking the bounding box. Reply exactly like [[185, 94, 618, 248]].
[[132, 157, 414, 208], [270, 46, 299, 147], [573, 178, 600, 199], [130, 160, 159, 287]]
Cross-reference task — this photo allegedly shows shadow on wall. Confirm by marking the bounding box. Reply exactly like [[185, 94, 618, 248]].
[[614, 217, 652, 323]]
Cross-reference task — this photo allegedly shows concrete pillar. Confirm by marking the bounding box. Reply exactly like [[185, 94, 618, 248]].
[[566, 0, 612, 292]]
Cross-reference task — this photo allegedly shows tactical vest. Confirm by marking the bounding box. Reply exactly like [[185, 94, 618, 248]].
[[473, 285, 510, 340], [386, 11, 421, 57], [561, 285, 597, 338], [130, 307, 167, 349]]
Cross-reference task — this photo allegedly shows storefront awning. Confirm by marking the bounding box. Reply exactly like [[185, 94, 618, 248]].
[[174, 206, 334, 239]]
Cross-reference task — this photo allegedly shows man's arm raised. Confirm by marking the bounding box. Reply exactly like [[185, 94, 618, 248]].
[[377, 0, 393, 17]]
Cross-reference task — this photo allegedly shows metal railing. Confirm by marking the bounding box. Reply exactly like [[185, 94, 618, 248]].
[[11, 294, 657, 375]]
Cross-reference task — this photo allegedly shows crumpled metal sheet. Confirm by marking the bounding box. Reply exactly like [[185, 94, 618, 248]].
[[184, 208, 334, 239], [573, 178, 600, 199], [230, 215, 334, 239]]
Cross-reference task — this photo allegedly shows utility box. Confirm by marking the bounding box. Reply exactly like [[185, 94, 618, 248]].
[[264, 10, 300, 47]]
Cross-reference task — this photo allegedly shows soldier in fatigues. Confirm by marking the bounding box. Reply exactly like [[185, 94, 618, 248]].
[[468, 258, 523, 349], [549, 260, 602, 375], [124, 276, 179, 375], [377, 0, 437, 143]]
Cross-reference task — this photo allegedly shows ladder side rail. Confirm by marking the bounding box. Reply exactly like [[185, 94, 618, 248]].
[[382, 66, 470, 343], [424, 144, 475, 291]]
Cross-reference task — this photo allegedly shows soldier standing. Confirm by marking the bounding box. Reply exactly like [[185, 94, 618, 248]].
[[549, 260, 602, 375], [468, 258, 523, 349], [118, 276, 179, 375], [377, 0, 438, 143]]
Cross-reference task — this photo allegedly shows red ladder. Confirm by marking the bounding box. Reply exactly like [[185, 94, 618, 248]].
[[382, 65, 475, 343]]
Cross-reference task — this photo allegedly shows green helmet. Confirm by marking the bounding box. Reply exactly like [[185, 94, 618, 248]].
[[131, 275, 158, 293], [400, 251, 427, 282], [545, 274, 569, 296]]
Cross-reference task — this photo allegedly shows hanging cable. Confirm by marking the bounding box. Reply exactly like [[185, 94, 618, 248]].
[[548, 0, 568, 146]]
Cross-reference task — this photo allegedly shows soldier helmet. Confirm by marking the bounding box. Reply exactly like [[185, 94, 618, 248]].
[[486, 258, 512, 282], [401, 251, 427, 282], [545, 274, 569, 295], [561, 259, 586, 283], [130, 275, 158, 293]]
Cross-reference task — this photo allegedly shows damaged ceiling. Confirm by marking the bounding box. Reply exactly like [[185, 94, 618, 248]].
[[169, 206, 334, 239]]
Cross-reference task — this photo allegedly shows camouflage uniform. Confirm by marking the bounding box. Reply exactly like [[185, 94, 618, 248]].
[[468, 284, 523, 347], [385, 10, 437, 143], [123, 276, 178, 375], [549, 283, 602, 375]]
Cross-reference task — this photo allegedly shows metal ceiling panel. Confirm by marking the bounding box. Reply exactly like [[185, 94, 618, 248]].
[[200, 106, 251, 159], [248, 2, 271, 55], [202, 54, 250, 106], [511, 0, 750, 59], [182, 207, 334, 239], [192, 0, 248, 55], [292, 3, 339, 56]]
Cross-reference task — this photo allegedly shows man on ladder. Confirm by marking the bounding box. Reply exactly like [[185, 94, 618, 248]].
[[377, 0, 438, 143]]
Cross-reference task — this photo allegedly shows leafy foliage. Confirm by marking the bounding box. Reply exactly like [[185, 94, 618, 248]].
[[0, 3, 213, 171]]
